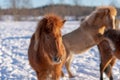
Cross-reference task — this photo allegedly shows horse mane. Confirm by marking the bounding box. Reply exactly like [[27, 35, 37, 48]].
[[96, 6, 117, 16], [34, 14, 64, 51]]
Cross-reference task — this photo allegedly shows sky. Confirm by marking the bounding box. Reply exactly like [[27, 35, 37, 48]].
[[0, 0, 120, 9]]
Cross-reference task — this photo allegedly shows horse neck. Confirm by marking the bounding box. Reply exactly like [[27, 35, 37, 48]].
[[78, 21, 91, 34], [80, 24, 96, 47], [79, 20, 90, 29], [63, 21, 96, 53]]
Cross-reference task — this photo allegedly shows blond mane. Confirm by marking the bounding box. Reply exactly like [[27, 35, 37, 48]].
[[83, 6, 117, 30], [96, 6, 117, 16]]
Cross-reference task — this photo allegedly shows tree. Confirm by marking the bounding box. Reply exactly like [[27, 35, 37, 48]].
[[73, 0, 79, 6], [17, 0, 32, 9], [73, 0, 81, 6], [7, 0, 32, 9], [9, 0, 16, 9], [59, 0, 64, 4], [48, 0, 54, 5], [7, 0, 33, 20]]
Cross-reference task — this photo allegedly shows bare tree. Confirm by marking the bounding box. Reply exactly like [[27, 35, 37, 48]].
[[59, 0, 64, 4], [109, 0, 116, 7], [19, 0, 33, 20], [7, 0, 32, 20], [8, 0, 16, 8], [48, 0, 54, 5], [73, 0, 80, 6], [17, 0, 32, 9], [7, 0, 18, 20], [8, 0, 32, 9], [110, 0, 120, 8]]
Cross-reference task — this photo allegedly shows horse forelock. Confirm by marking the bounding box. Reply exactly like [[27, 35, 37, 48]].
[[45, 14, 63, 28], [34, 14, 63, 45]]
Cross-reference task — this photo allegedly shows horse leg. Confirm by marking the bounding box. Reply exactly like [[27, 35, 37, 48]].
[[100, 55, 114, 80], [98, 40, 114, 80], [105, 57, 116, 80], [104, 64, 113, 80], [65, 53, 74, 78], [100, 63, 104, 80]]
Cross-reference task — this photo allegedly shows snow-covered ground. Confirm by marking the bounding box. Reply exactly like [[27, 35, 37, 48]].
[[0, 21, 120, 80]]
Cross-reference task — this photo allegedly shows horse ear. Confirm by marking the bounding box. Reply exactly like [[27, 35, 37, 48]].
[[63, 20, 66, 23], [61, 20, 66, 26]]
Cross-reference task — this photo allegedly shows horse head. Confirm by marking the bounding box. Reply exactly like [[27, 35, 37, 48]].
[[86, 6, 117, 35], [35, 14, 66, 64]]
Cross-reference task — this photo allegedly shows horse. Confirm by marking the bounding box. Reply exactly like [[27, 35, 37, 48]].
[[98, 29, 120, 80], [28, 14, 66, 80], [62, 6, 117, 77]]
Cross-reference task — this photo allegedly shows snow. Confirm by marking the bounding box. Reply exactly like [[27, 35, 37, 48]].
[[0, 21, 120, 80]]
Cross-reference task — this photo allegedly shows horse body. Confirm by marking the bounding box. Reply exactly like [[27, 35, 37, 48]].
[[28, 14, 66, 80], [98, 29, 120, 80], [62, 6, 117, 77]]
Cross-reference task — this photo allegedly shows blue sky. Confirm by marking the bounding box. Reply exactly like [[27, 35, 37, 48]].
[[0, 0, 120, 9]]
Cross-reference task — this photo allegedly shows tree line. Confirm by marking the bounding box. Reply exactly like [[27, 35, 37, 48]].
[[0, 0, 120, 21]]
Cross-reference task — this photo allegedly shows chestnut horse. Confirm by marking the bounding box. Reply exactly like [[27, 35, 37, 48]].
[[98, 29, 120, 80], [28, 14, 66, 80], [62, 6, 117, 77]]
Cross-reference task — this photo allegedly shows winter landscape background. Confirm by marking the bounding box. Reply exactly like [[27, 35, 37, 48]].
[[0, 20, 120, 80]]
